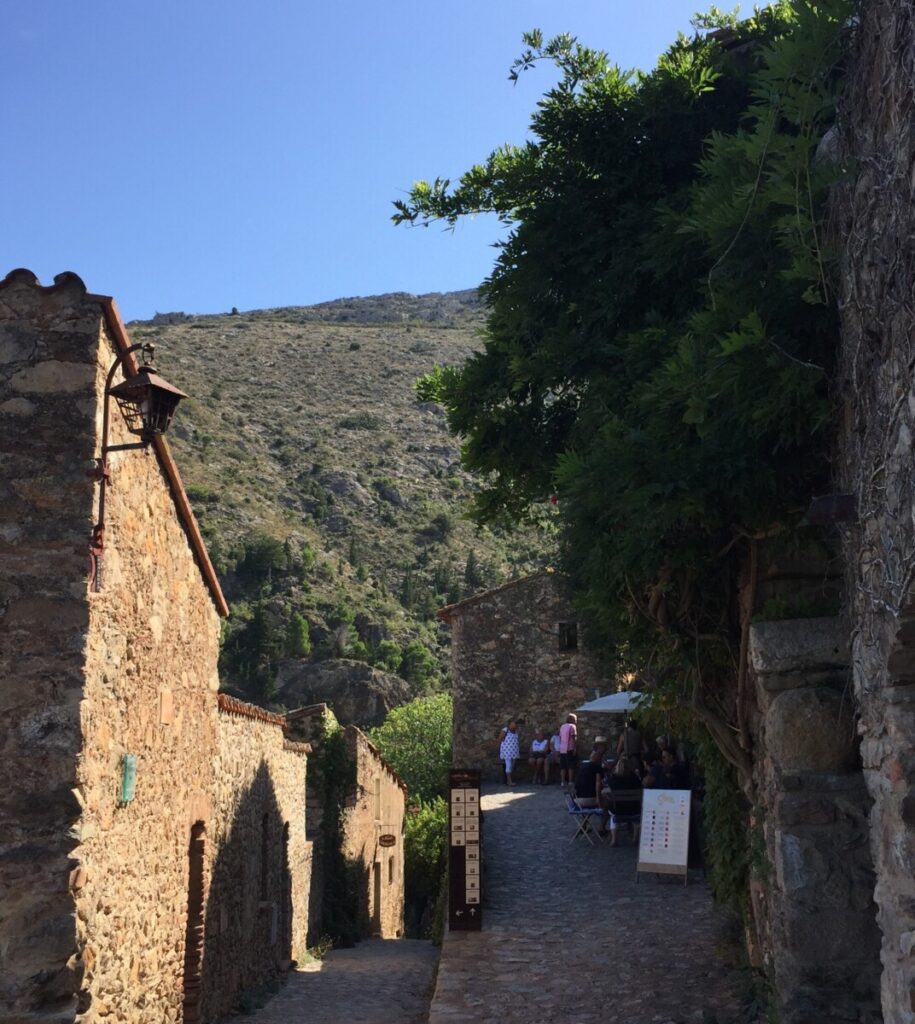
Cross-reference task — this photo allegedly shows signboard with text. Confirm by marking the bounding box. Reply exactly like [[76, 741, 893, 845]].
[[448, 769, 482, 930], [637, 788, 691, 883]]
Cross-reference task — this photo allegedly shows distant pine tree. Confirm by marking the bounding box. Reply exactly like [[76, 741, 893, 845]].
[[286, 613, 312, 658], [464, 549, 483, 593], [400, 568, 415, 610]]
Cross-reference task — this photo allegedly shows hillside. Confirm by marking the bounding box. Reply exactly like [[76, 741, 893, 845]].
[[127, 290, 556, 708]]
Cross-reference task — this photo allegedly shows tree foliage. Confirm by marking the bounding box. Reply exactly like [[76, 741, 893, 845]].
[[369, 693, 453, 804], [396, 1, 851, 786], [403, 797, 448, 938]]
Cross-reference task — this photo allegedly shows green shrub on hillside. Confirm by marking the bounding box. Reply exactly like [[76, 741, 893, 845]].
[[374, 639, 403, 673], [338, 411, 382, 430], [235, 533, 287, 587], [400, 639, 439, 693]]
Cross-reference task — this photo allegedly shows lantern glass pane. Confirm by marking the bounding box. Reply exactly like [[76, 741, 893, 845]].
[[113, 391, 149, 436], [112, 384, 182, 437]]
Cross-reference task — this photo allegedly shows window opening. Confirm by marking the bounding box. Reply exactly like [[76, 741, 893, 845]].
[[558, 622, 578, 651]]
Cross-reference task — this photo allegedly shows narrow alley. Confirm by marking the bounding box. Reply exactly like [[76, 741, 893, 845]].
[[249, 783, 741, 1024]]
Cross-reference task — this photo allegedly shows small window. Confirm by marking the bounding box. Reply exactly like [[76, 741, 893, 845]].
[[373, 776, 382, 821], [388, 856, 394, 885], [558, 622, 578, 651]]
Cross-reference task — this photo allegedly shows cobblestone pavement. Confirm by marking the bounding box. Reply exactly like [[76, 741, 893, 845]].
[[428, 784, 743, 1024], [245, 938, 439, 1024]]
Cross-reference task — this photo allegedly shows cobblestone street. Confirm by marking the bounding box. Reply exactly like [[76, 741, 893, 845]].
[[248, 783, 742, 1024], [428, 784, 742, 1024], [244, 938, 439, 1024]]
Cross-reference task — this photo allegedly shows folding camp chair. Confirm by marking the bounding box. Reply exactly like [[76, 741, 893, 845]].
[[566, 793, 606, 845]]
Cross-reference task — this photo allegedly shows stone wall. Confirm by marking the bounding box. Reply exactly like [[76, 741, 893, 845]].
[[0, 271, 313, 1024], [834, 4, 915, 1019], [440, 571, 609, 781], [73, 291, 224, 1024], [0, 271, 100, 1020], [203, 697, 311, 1021], [341, 726, 405, 939], [748, 618, 881, 1024]]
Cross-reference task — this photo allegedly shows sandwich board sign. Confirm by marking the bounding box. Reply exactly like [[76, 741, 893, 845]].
[[637, 788, 691, 884], [448, 769, 482, 930]]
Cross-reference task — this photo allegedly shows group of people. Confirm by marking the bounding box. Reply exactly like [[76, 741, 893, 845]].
[[498, 714, 690, 803], [571, 718, 691, 840], [496, 715, 581, 786]]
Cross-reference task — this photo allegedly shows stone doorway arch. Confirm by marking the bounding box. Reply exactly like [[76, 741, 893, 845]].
[[182, 822, 207, 1023]]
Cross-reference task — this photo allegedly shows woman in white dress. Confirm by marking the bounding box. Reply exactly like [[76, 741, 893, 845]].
[[498, 719, 521, 785]]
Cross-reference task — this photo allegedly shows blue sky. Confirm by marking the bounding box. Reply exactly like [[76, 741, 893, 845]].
[[3, 2, 722, 320]]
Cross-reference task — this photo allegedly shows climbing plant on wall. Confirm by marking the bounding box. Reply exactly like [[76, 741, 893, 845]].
[[395, 0, 853, 795]]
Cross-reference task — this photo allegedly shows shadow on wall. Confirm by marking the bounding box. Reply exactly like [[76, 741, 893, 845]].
[[195, 761, 294, 1022], [320, 845, 369, 948], [305, 723, 367, 948]]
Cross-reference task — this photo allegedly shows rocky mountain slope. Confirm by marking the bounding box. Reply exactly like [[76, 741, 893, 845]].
[[128, 290, 555, 709]]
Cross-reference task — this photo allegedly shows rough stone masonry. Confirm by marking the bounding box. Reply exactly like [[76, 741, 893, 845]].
[[0, 270, 312, 1024], [439, 571, 610, 782]]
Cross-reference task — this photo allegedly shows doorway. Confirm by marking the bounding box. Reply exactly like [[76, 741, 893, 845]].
[[182, 822, 206, 1023], [372, 861, 382, 936]]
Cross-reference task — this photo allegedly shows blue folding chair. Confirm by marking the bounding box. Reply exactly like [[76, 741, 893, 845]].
[[566, 793, 605, 845]]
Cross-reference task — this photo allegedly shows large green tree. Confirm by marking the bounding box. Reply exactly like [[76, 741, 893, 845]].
[[395, 1, 850, 788], [369, 693, 453, 804]]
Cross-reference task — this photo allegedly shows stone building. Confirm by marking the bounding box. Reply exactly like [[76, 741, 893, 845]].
[[286, 705, 406, 941], [204, 696, 312, 1021], [0, 270, 311, 1024], [341, 725, 406, 939], [438, 571, 610, 781]]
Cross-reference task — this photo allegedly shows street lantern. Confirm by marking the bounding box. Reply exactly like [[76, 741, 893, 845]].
[[108, 361, 187, 441], [88, 342, 189, 591]]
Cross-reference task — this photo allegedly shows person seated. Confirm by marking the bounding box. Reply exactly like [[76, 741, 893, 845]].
[[602, 756, 642, 844], [528, 728, 551, 784], [644, 747, 690, 790], [574, 750, 610, 833], [592, 735, 609, 763], [607, 756, 642, 791]]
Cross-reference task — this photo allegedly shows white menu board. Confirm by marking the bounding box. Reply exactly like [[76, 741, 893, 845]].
[[637, 789, 691, 879]]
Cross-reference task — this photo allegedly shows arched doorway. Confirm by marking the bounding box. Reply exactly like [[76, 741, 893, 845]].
[[182, 822, 206, 1023]]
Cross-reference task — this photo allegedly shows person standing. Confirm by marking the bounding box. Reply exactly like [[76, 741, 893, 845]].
[[616, 717, 644, 765], [558, 713, 578, 788], [549, 727, 562, 783], [498, 719, 521, 785]]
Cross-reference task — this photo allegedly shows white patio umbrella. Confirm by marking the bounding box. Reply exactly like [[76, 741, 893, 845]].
[[576, 691, 646, 714]]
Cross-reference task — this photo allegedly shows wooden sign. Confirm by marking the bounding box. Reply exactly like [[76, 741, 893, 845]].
[[637, 788, 691, 884], [379, 834, 396, 847], [448, 769, 482, 930]]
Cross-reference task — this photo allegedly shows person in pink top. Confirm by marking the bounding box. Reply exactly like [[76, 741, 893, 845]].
[[558, 713, 578, 787]]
